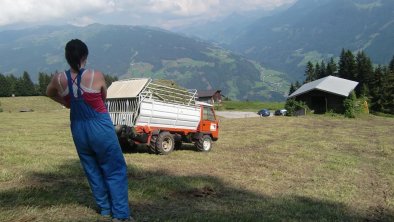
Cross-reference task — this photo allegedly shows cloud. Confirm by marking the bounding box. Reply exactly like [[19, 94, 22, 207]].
[[69, 16, 97, 27], [0, 0, 115, 26], [0, 0, 296, 28], [144, 0, 221, 16], [138, 0, 295, 16]]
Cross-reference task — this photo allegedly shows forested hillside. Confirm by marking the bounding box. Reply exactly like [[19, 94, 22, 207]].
[[0, 24, 289, 101], [1, 0, 393, 101], [227, 0, 394, 79], [287, 50, 394, 115]]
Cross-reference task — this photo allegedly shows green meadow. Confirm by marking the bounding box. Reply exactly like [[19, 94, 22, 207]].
[[0, 97, 393, 222]]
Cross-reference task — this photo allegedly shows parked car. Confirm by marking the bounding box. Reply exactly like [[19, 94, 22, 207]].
[[257, 109, 270, 117], [274, 109, 287, 116]]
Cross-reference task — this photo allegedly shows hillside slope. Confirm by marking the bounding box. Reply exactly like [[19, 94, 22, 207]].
[[0, 24, 289, 101], [229, 0, 394, 79]]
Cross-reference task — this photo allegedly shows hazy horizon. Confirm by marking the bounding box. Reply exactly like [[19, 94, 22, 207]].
[[0, 0, 296, 31]]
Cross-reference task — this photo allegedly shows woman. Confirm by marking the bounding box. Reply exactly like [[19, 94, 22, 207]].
[[46, 39, 133, 222]]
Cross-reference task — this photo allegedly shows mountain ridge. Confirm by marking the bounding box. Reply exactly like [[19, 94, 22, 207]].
[[228, 0, 394, 79], [2, 0, 392, 101], [0, 24, 289, 101]]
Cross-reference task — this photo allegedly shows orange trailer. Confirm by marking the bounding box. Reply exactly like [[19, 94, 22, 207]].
[[106, 78, 219, 155]]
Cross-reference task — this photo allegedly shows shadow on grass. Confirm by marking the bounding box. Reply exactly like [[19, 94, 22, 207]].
[[0, 160, 392, 222], [121, 143, 201, 154]]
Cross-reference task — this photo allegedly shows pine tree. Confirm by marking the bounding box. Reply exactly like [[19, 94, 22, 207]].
[[382, 67, 394, 114], [318, 60, 327, 79], [370, 65, 385, 112], [389, 55, 394, 72], [288, 83, 295, 96], [385, 72, 394, 114], [338, 49, 357, 80], [104, 74, 118, 88], [38, 72, 45, 96], [288, 81, 302, 99], [0, 74, 12, 97], [6, 74, 17, 96], [326, 57, 337, 76], [360, 83, 369, 98], [304, 61, 315, 83], [294, 81, 301, 90], [356, 51, 373, 97], [15, 72, 37, 96], [38, 72, 52, 96], [24, 71, 36, 96], [314, 62, 321, 81], [14, 77, 25, 96], [338, 49, 346, 77], [388, 57, 394, 113]]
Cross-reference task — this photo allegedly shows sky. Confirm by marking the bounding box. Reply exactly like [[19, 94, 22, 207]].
[[0, 0, 296, 30]]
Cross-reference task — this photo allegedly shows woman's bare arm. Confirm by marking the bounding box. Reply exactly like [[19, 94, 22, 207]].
[[46, 74, 69, 107], [96, 71, 107, 102]]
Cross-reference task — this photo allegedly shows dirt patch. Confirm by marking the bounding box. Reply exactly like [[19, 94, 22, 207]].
[[170, 186, 217, 198], [216, 111, 262, 119], [189, 186, 217, 197], [19, 107, 34, 112]]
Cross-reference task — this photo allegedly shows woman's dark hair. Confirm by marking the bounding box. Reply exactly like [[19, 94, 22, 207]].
[[65, 39, 89, 72]]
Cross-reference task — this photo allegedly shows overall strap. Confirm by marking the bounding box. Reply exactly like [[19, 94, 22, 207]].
[[65, 68, 86, 99], [89, 70, 95, 88], [65, 70, 75, 99]]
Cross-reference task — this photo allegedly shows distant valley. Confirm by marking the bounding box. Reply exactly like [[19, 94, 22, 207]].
[[0, 24, 289, 101], [1, 0, 393, 102], [178, 0, 394, 80]]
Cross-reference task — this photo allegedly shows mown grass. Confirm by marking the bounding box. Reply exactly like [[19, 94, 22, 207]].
[[0, 97, 393, 222]]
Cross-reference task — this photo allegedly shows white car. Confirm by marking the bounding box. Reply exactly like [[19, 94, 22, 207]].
[[274, 109, 287, 116]]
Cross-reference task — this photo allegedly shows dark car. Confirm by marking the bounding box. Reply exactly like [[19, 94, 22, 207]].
[[257, 109, 270, 117], [274, 109, 287, 116]]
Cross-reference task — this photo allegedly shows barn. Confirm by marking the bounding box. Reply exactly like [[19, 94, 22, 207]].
[[196, 90, 222, 105], [288, 76, 358, 114]]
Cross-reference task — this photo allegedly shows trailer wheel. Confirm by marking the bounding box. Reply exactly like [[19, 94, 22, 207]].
[[119, 139, 138, 153], [156, 132, 174, 155], [195, 135, 212, 152], [148, 135, 158, 154], [174, 141, 183, 150]]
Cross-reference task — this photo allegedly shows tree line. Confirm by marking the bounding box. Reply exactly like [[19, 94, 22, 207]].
[[0, 72, 119, 97], [288, 49, 394, 115]]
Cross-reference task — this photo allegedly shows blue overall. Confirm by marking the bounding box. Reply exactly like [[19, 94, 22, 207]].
[[66, 69, 131, 219]]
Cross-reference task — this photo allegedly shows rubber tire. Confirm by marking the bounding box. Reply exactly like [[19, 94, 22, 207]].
[[174, 141, 183, 150], [121, 141, 138, 153], [148, 135, 158, 154], [155, 132, 175, 155], [195, 135, 213, 152]]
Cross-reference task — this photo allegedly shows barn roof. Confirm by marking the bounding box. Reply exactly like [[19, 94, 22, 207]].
[[197, 90, 221, 98], [288, 76, 358, 98]]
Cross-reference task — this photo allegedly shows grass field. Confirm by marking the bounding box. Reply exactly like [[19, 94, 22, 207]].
[[0, 97, 393, 222]]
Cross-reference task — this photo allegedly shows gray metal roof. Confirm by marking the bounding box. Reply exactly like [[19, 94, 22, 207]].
[[288, 76, 359, 98], [107, 78, 150, 99]]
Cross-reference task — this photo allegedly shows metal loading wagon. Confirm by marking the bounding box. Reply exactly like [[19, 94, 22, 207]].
[[106, 78, 219, 155]]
